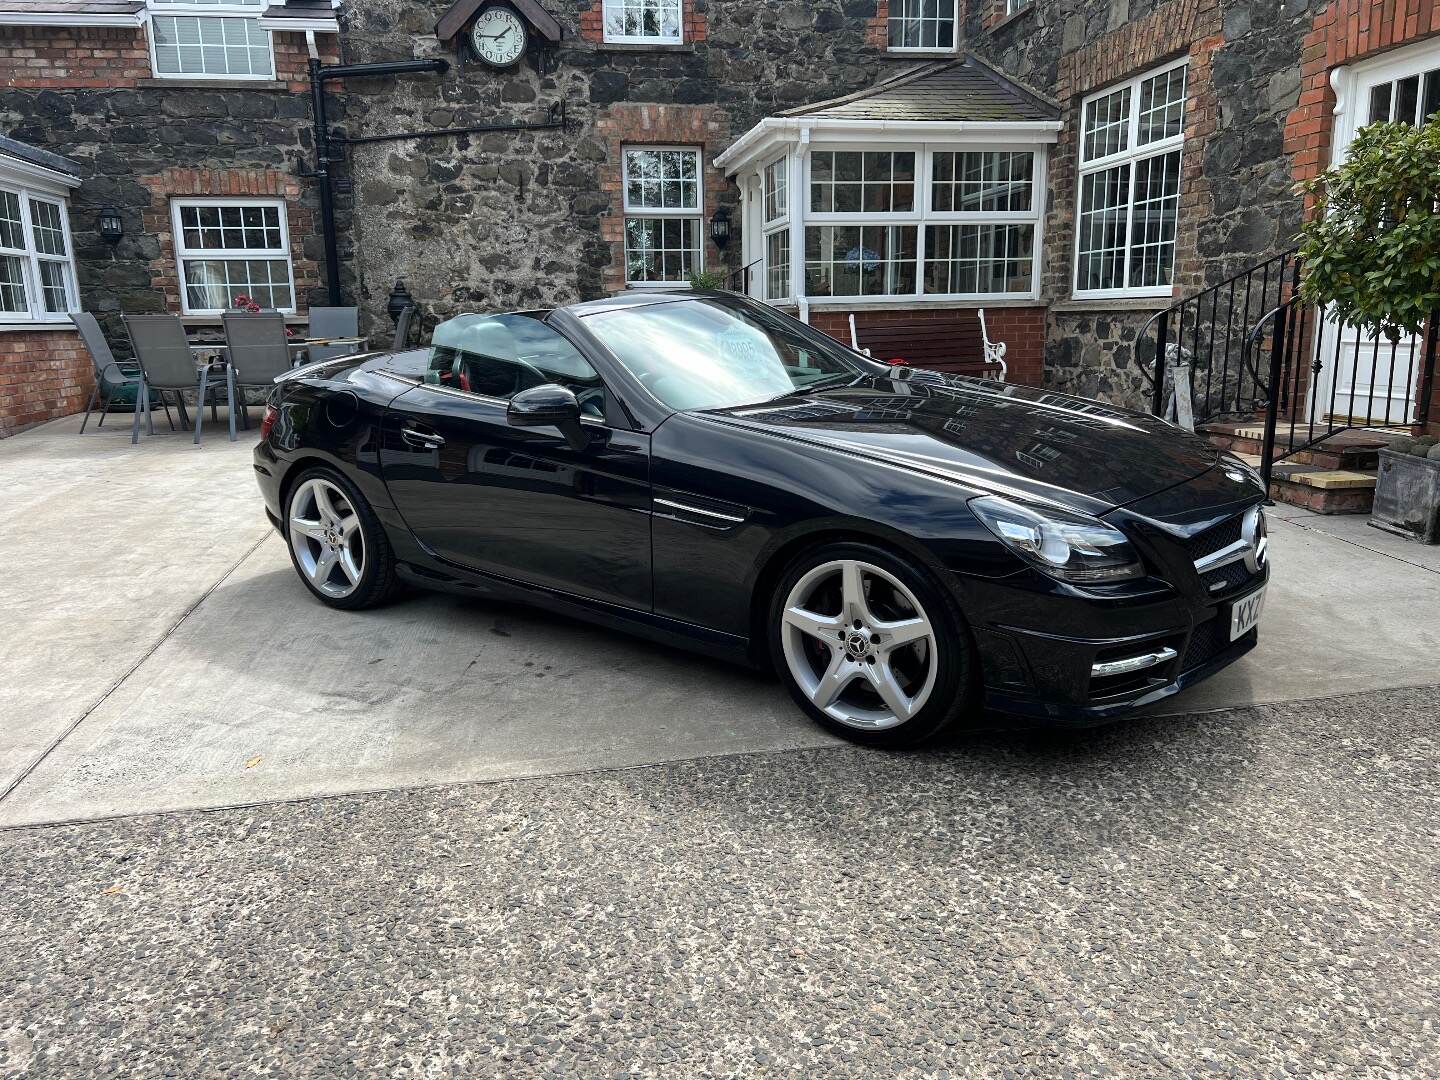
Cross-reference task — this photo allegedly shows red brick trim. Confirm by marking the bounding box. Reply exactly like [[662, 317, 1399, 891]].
[[0, 25, 331, 89], [137, 169, 321, 315], [594, 104, 731, 294], [867, 1, 890, 49], [578, 0, 706, 44], [1285, 1, 1440, 210], [0, 329, 91, 438]]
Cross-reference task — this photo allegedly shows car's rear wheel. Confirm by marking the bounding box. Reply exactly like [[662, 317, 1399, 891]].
[[768, 542, 978, 747], [284, 467, 398, 610]]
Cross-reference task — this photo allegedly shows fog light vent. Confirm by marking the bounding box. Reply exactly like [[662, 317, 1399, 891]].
[[1090, 647, 1178, 680]]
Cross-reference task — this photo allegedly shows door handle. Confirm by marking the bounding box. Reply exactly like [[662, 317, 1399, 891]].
[[400, 424, 445, 450]]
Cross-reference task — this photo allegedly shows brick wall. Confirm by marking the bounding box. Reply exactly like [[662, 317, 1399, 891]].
[[578, 0, 707, 44], [809, 306, 1048, 388], [137, 168, 320, 315], [1286, 0, 1440, 198], [594, 104, 732, 294], [0, 330, 91, 439], [866, 1, 890, 49], [0, 25, 328, 90]]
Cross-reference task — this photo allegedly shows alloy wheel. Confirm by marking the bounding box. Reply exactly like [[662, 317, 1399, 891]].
[[288, 477, 366, 599], [779, 558, 939, 731]]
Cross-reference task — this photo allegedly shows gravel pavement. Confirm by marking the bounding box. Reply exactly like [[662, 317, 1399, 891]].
[[2, 685, 1438, 1078]]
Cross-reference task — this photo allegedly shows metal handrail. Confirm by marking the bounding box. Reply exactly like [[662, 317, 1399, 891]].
[[724, 258, 763, 294]]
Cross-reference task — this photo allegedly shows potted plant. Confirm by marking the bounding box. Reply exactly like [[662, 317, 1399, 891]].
[[1296, 115, 1440, 542]]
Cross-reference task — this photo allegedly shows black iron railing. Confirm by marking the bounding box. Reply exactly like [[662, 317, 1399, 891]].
[[1247, 297, 1437, 485], [725, 258, 763, 295], [1141, 249, 1300, 425]]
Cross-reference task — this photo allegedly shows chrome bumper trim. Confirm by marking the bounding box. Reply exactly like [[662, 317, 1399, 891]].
[[1091, 646, 1178, 679]]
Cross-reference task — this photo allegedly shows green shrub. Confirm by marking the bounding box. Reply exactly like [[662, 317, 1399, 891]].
[[1389, 436, 1417, 455], [1411, 436, 1439, 457], [687, 269, 728, 290], [1429, 443, 1440, 462], [1296, 118, 1440, 340]]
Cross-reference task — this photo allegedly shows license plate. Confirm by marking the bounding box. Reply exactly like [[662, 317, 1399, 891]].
[[1229, 584, 1267, 641]]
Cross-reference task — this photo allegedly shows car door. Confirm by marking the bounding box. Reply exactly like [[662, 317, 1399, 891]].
[[379, 313, 652, 611]]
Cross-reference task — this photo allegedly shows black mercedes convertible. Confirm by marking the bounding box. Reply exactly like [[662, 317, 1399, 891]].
[[254, 291, 1269, 747]]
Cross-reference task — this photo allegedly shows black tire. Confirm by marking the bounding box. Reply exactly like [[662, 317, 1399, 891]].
[[282, 465, 400, 611], [767, 541, 980, 748]]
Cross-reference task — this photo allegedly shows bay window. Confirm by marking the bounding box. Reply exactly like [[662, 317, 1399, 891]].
[[147, 0, 273, 80], [761, 158, 791, 300], [0, 185, 78, 324], [1075, 61, 1187, 297], [172, 198, 294, 313], [777, 144, 1043, 301], [623, 147, 702, 286]]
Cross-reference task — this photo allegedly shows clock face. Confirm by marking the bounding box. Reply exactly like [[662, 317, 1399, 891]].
[[470, 7, 528, 68]]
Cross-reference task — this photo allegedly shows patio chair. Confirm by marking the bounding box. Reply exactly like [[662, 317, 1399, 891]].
[[124, 314, 231, 446], [392, 304, 416, 351], [223, 311, 293, 441], [72, 311, 174, 433], [307, 306, 359, 340]]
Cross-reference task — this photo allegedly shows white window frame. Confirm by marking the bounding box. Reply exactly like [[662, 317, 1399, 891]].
[[145, 0, 275, 82], [1072, 57, 1188, 301], [621, 145, 703, 289], [170, 196, 296, 315], [886, 0, 960, 54], [0, 183, 79, 327], [602, 0, 683, 45], [760, 156, 792, 302], [787, 142, 1044, 304], [1005, 0, 1032, 15]]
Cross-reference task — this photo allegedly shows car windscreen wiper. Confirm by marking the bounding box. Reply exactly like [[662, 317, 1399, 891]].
[[768, 373, 862, 401]]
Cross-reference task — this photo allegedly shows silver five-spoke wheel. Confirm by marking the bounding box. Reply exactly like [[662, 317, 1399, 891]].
[[779, 558, 939, 731], [288, 477, 366, 600]]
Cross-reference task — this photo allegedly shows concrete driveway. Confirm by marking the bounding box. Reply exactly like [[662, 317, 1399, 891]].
[[3, 412, 1438, 828]]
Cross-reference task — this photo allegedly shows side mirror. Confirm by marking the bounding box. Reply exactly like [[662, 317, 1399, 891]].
[[507, 383, 588, 450]]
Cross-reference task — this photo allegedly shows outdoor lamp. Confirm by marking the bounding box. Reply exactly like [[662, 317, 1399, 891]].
[[710, 206, 731, 250], [97, 207, 123, 243], [386, 279, 415, 325]]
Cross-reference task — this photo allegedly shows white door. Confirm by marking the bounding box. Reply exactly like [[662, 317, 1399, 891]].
[[1313, 40, 1440, 425]]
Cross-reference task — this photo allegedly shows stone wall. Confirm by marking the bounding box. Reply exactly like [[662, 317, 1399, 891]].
[[0, 25, 337, 346], [0, 329, 90, 438], [336, 0, 899, 335], [966, 0, 1328, 408]]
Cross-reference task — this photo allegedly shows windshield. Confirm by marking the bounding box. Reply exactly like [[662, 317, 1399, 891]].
[[583, 296, 879, 411]]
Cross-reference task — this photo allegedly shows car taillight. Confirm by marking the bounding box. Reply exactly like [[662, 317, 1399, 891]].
[[260, 404, 278, 440]]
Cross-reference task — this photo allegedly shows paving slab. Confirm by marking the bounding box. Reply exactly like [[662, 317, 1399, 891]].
[[3, 414, 1439, 826], [0, 412, 265, 801]]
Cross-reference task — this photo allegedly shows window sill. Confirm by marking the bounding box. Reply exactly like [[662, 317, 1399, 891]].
[[987, 5, 1036, 35], [881, 50, 961, 60], [135, 78, 290, 91], [0, 320, 77, 333], [593, 42, 694, 54], [802, 297, 1046, 312], [1052, 296, 1176, 313]]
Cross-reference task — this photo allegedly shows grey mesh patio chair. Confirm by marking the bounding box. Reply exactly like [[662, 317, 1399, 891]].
[[307, 306, 359, 340], [222, 311, 293, 441], [392, 304, 416, 351], [72, 311, 173, 433], [124, 314, 230, 446]]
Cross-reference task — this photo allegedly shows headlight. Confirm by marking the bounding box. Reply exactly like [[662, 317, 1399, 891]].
[[970, 495, 1145, 584], [1220, 452, 1265, 490]]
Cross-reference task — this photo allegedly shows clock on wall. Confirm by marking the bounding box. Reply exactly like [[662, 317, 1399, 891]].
[[470, 4, 529, 67]]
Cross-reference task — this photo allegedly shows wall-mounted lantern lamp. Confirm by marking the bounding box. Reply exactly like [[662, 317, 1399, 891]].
[[386, 279, 415, 326], [710, 206, 731, 250], [97, 207, 123, 243]]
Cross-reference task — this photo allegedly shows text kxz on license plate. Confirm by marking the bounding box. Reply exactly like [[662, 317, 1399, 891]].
[[1229, 585, 1266, 641]]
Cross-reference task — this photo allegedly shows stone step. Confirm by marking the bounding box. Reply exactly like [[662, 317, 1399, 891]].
[[1267, 465, 1377, 514]]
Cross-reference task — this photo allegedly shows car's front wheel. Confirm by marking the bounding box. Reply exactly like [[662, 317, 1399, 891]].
[[284, 467, 398, 610], [768, 542, 978, 747]]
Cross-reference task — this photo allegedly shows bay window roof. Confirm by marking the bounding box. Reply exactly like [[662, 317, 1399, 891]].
[[781, 57, 1060, 124]]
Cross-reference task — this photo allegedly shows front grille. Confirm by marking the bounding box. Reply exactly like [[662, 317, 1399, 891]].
[[1185, 515, 1244, 562], [1182, 616, 1231, 671], [1201, 559, 1256, 596]]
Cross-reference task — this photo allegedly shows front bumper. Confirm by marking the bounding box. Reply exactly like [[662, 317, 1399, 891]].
[[956, 562, 1268, 727]]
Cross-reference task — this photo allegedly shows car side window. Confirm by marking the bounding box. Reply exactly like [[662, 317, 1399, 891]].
[[427, 313, 608, 419]]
